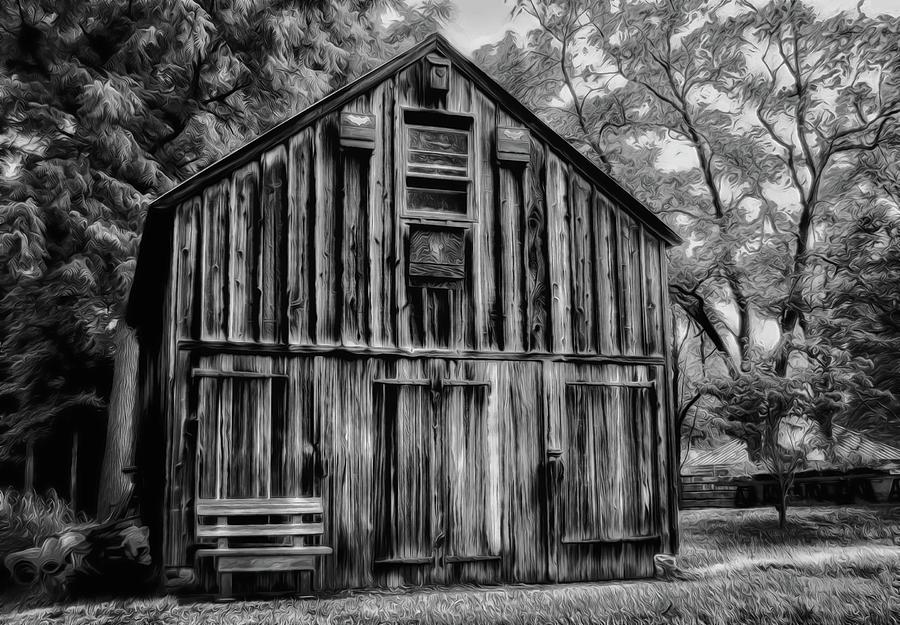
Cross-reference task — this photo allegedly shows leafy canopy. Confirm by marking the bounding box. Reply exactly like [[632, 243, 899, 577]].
[[0, 0, 451, 460]]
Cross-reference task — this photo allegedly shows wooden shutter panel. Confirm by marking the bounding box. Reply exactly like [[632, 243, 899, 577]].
[[443, 382, 500, 561], [373, 381, 434, 564], [560, 383, 657, 543]]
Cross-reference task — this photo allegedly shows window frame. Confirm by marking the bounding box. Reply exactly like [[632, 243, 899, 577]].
[[400, 108, 476, 223]]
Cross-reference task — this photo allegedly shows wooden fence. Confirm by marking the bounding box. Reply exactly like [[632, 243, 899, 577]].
[[680, 470, 900, 510]]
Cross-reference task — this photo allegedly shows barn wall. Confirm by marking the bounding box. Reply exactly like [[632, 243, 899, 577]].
[[170, 61, 668, 359]]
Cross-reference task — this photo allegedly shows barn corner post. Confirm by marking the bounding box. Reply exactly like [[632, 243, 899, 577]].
[[124, 203, 179, 589], [660, 242, 680, 557], [126, 33, 682, 596]]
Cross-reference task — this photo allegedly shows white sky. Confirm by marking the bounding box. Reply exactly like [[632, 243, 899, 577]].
[[438, 0, 900, 54]]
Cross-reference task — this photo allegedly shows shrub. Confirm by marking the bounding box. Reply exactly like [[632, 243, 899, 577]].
[[0, 488, 86, 592]]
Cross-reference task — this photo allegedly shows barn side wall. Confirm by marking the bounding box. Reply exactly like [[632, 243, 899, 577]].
[[152, 55, 677, 587]]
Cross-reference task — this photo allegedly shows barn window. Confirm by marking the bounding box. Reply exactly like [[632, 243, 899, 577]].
[[403, 110, 473, 219]]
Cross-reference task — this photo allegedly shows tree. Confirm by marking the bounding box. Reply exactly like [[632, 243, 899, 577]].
[[474, 2, 900, 516], [0, 0, 451, 513], [815, 202, 900, 444]]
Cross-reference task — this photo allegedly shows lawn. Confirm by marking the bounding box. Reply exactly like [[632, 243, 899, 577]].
[[3, 506, 900, 625]]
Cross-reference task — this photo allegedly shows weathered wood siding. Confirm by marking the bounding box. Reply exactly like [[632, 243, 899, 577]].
[[170, 63, 666, 358], [149, 52, 676, 590], [544, 363, 665, 582]]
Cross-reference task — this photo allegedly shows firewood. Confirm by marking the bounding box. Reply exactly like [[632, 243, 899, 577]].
[[37, 537, 65, 576], [4, 547, 41, 585], [3, 519, 152, 597]]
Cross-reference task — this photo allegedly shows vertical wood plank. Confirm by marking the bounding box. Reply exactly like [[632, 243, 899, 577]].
[[368, 83, 386, 347], [545, 151, 571, 353], [524, 138, 549, 352], [339, 100, 371, 347], [165, 349, 192, 566], [499, 167, 524, 352], [643, 234, 663, 356], [260, 146, 288, 342], [393, 79, 411, 350], [201, 180, 230, 340], [618, 213, 644, 355], [475, 91, 499, 350], [287, 128, 316, 345], [196, 375, 217, 499], [498, 361, 545, 581], [228, 163, 258, 342], [341, 153, 362, 345], [445, 67, 473, 114], [597, 196, 622, 355], [315, 116, 341, 345], [175, 197, 201, 339], [498, 111, 525, 352], [569, 173, 594, 354], [382, 79, 398, 347]]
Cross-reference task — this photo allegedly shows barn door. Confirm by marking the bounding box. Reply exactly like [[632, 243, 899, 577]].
[[373, 374, 500, 577], [549, 377, 659, 581]]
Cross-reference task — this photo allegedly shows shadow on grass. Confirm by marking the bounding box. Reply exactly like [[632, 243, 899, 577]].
[[678, 505, 900, 569]]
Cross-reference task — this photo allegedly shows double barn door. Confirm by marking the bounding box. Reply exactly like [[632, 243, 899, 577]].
[[373, 376, 501, 574]]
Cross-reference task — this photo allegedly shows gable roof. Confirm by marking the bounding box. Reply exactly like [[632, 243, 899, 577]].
[[145, 33, 681, 246]]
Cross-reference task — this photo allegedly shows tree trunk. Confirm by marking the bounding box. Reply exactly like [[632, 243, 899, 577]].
[[97, 321, 140, 521], [24, 439, 34, 492], [70, 429, 79, 511], [777, 487, 788, 529]]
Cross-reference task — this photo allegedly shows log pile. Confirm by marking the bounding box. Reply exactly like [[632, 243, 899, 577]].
[[4, 516, 152, 598]]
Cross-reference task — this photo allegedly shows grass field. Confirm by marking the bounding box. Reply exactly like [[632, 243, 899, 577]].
[[3, 506, 900, 624]]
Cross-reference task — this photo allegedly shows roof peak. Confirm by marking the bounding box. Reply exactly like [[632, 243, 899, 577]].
[[148, 32, 681, 246]]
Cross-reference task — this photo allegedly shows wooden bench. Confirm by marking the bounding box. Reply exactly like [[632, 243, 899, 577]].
[[195, 497, 332, 597]]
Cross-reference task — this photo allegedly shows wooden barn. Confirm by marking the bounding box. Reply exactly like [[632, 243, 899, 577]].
[[127, 34, 682, 595]]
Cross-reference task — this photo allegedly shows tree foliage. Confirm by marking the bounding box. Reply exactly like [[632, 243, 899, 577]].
[[0, 0, 450, 461], [815, 203, 900, 443]]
